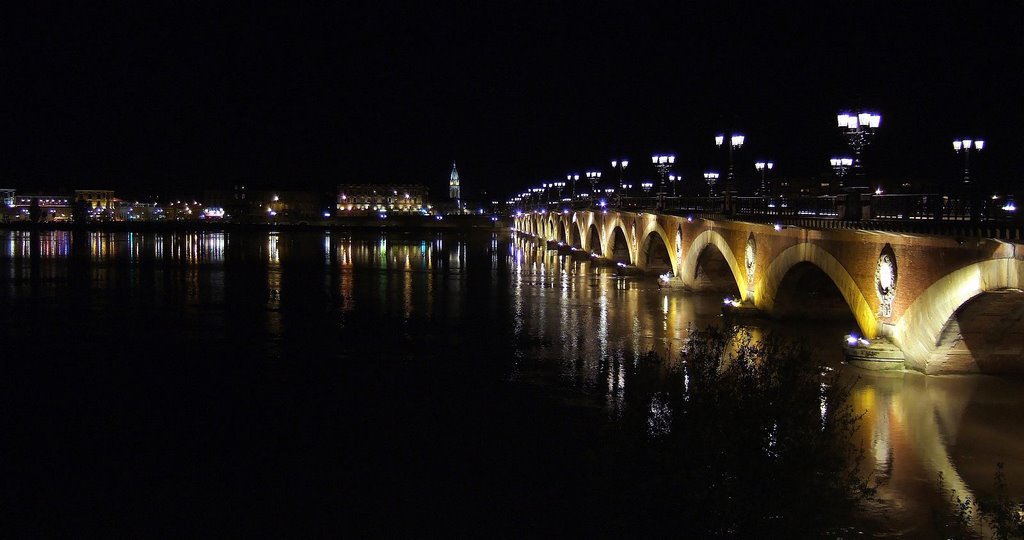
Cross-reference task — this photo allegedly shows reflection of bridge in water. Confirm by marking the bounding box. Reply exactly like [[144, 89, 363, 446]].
[[515, 207, 1024, 375]]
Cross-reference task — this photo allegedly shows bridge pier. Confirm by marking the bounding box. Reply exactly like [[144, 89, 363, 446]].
[[843, 335, 906, 370], [721, 298, 767, 320]]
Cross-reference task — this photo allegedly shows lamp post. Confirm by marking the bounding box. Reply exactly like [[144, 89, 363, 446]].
[[754, 161, 774, 197], [715, 133, 744, 211], [551, 181, 566, 202], [703, 172, 720, 197], [651, 154, 675, 209], [586, 171, 602, 202], [530, 187, 544, 210], [604, 187, 617, 207], [566, 173, 580, 201], [830, 157, 853, 191], [611, 159, 629, 197], [953, 138, 984, 186], [837, 110, 881, 189], [621, 183, 633, 207], [668, 173, 681, 197]]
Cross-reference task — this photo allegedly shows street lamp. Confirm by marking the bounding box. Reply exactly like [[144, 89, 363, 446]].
[[837, 110, 881, 187], [953, 138, 984, 185], [586, 171, 602, 201], [830, 157, 854, 190], [621, 183, 634, 207], [703, 172, 720, 197], [530, 187, 544, 210], [715, 133, 745, 210], [566, 173, 580, 200], [668, 173, 681, 197], [754, 161, 774, 197], [651, 154, 675, 208], [551, 181, 566, 202], [611, 159, 629, 196], [604, 187, 617, 207]]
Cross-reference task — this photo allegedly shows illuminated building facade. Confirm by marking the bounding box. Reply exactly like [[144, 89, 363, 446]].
[[13, 194, 73, 222], [336, 184, 430, 215], [74, 190, 116, 210]]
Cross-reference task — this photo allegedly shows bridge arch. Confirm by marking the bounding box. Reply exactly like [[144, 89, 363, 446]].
[[893, 258, 1024, 372], [680, 229, 746, 299], [570, 221, 583, 248], [637, 224, 677, 275], [606, 223, 633, 265], [546, 214, 557, 240], [757, 242, 877, 339]]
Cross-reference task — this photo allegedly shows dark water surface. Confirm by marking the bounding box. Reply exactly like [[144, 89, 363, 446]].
[[2, 230, 1022, 536]]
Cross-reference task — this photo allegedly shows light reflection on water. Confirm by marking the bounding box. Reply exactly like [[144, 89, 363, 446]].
[[1, 229, 1022, 534], [505, 233, 1024, 535]]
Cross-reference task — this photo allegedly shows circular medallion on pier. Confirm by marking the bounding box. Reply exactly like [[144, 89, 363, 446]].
[[875, 246, 897, 318], [744, 234, 756, 291]]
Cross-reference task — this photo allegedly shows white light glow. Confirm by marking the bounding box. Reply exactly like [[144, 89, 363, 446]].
[[715, 135, 724, 146], [953, 140, 962, 151], [731, 135, 744, 147], [975, 140, 984, 150]]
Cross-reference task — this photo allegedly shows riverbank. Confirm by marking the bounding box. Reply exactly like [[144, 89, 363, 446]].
[[0, 214, 509, 233]]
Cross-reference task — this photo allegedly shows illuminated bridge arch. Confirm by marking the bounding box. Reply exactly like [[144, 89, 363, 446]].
[[893, 258, 1024, 372], [757, 242, 878, 339], [637, 224, 677, 276], [605, 222, 634, 265], [680, 229, 747, 300]]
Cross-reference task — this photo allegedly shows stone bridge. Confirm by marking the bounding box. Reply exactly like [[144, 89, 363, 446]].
[[513, 209, 1024, 375]]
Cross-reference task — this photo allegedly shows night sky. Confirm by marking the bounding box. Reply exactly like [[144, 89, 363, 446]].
[[3, 3, 1021, 200]]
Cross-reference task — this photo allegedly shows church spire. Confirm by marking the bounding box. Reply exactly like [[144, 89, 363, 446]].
[[449, 161, 461, 211]]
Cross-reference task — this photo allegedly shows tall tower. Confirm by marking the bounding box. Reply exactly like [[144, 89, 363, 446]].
[[449, 161, 461, 213]]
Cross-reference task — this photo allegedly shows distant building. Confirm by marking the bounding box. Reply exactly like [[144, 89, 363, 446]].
[[336, 184, 430, 215], [205, 186, 332, 223], [449, 162, 461, 212], [74, 189, 116, 210], [13, 194, 73, 222], [0, 189, 14, 207]]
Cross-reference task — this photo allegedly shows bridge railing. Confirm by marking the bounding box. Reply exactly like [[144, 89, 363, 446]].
[[523, 193, 1021, 240]]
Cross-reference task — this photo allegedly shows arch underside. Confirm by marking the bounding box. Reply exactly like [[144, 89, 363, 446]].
[[894, 258, 1024, 373], [607, 225, 631, 264], [757, 242, 877, 339], [638, 225, 676, 275], [680, 230, 747, 300]]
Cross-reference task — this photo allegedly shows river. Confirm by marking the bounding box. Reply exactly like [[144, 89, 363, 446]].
[[2, 229, 1022, 536]]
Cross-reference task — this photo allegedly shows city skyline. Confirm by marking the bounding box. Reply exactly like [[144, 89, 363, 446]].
[[3, 4, 1020, 199]]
